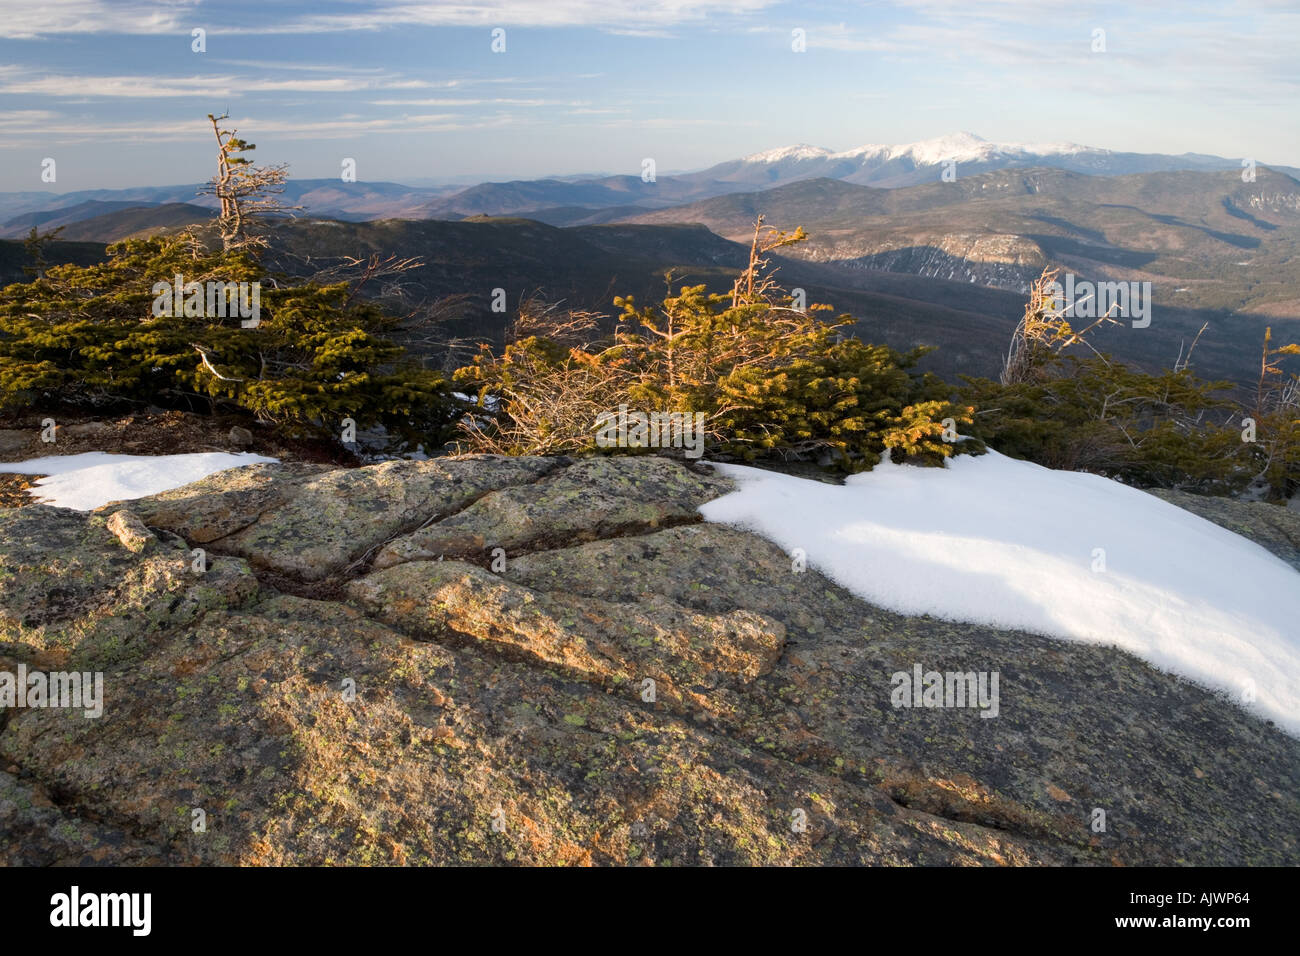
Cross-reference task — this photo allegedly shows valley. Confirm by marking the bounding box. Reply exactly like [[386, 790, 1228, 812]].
[[3, 141, 1298, 395]]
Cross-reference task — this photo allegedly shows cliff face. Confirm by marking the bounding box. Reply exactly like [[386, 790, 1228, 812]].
[[1, 455, 1296, 865], [808, 233, 1046, 291]]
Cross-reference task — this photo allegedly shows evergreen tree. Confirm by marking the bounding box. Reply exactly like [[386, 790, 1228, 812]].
[[0, 234, 461, 448], [961, 269, 1300, 498], [456, 221, 977, 470], [200, 112, 297, 252]]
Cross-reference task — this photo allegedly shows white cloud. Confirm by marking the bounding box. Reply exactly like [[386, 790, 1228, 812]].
[[0, 109, 526, 148], [367, 97, 581, 107], [789, 5, 1300, 104], [0, 109, 60, 124], [263, 0, 778, 34], [0, 0, 778, 38], [0, 67, 438, 98], [0, 0, 199, 39], [207, 60, 390, 75]]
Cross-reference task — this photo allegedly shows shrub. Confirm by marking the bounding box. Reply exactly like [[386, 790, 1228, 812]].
[[961, 356, 1246, 491], [0, 234, 461, 448], [455, 221, 977, 471], [961, 268, 1300, 498]]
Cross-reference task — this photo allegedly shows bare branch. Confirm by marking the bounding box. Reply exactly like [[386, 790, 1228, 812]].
[[192, 344, 244, 382]]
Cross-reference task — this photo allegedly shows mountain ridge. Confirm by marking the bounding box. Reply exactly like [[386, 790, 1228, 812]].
[[6, 134, 1298, 228]]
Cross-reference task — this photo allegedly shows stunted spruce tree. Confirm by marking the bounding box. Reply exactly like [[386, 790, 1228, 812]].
[[0, 115, 460, 450], [456, 218, 976, 470], [201, 112, 297, 251]]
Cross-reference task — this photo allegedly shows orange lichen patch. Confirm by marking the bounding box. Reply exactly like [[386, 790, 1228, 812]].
[[554, 840, 595, 867], [1045, 782, 1073, 802], [247, 840, 277, 866], [880, 768, 1074, 846], [0, 473, 44, 508]]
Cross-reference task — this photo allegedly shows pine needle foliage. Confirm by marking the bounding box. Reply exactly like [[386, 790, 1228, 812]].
[[0, 234, 461, 447], [456, 220, 977, 471]]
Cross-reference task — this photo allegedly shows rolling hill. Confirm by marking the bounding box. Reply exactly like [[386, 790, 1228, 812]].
[[40, 204, 215, 243], [221, 216, 1275, 388], [7, 132, 1299, 228], [5, 161, 1295, 391], [616, 166, 1300, 315], [0, 179, 461, 228], [0, 237, 111, 286]]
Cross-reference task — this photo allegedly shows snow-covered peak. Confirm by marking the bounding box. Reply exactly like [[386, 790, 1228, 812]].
[[828, 143, 891, 160], [893, 131, 995, 165], [746, 133, 1109, 168], [826, 132, 994, 164], [740, 144, 834, 164]]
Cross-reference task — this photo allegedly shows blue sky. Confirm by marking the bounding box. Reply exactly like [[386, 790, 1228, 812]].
[[0, 0, 1297, 190]]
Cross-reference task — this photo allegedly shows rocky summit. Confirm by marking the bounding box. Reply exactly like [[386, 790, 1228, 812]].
[[0, 454, 1297, 866]]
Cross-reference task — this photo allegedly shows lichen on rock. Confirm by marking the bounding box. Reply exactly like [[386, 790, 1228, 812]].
[[0, 453, 1295, 866]]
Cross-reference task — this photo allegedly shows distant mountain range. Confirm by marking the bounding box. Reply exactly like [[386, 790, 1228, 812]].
[[0, 201, 215, 243], [3, 133, 1297, 392], [5, 132, 1298, 236], [709, 131, 1294, 187], [0, 180, 462, 235], [621, 165, 1300, 294]]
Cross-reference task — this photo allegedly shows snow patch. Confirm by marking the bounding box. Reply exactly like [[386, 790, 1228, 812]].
[[8, 452, 277, 511], [740, 144, 834, 164], [806, 132, 1105, 167], [700, 450, 1300, 735], [889, 132, 995, 165]]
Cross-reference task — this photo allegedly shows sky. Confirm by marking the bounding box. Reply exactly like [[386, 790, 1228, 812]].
[[0, 0, 1297, 191]]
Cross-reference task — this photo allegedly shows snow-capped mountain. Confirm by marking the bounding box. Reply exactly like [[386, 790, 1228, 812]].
[[5, 131, 1295, 229], [696, 131, 1264, 190], [742, 132, 1098, 167], [740, 144, 839, 164]]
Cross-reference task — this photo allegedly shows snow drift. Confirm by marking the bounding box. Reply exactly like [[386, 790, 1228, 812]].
[[700, 450, 1300, 735], [8, 452, 277, 512]]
